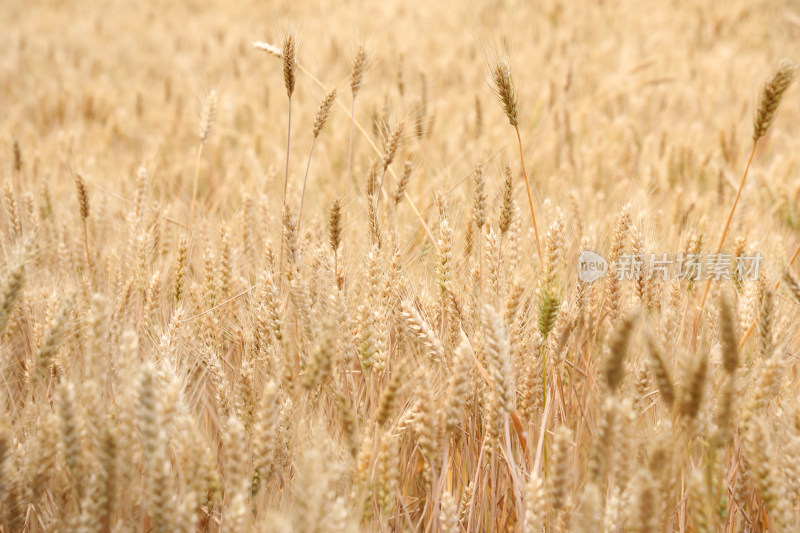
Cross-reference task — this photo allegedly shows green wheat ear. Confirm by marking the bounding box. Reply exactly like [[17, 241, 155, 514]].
[[539, 286, 560, 339]]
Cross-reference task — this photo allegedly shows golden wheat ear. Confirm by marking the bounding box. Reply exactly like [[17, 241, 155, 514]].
[[491, 60, 518, 127], [753, 59, 796, 141], [281, 34, 296, 99]]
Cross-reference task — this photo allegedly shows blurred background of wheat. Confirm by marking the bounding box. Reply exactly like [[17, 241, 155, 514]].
[[2, 0, 800, 531]]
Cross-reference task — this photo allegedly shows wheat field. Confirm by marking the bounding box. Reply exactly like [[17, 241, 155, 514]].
[[2, 0, 800, 531]]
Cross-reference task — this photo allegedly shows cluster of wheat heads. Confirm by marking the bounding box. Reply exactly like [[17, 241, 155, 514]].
[[4, 0, 800, 531]]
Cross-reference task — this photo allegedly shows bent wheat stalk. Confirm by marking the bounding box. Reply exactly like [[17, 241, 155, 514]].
[[693, 60, 795, 344]]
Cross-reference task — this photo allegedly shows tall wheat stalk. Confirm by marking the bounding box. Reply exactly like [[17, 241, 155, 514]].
[[492, 59, 542, 261], [694, 60, 795, 343], [279, 34, 297, 277]]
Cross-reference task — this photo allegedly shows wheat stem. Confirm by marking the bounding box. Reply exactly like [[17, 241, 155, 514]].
[[694, 141, 757, 343], [297, 137, 316, 234], [347, 96, 357, 192], [189, 144, 204, 228], [515, 126, 542, 262]]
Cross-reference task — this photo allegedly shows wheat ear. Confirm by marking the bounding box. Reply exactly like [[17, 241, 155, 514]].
[[347, 43, 367, 192]]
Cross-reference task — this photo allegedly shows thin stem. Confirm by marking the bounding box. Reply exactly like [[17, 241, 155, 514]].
[[502, 416, 524, 525], [180, 285, 256, 323], [189, 143, 204, 228], [514, 126, 542, 262], [376, 167, 388, 211], [532, 387, 552, 474], [346, 96, 357, 190], [279, 98, 293, 281], [787, 241, 800, 272], [434, 439, 451, 533], [81, 219, 92, 280], [693, 141, 758, 343], [284, 99, 293, 200], [541, 341, 547, 412], [478, 231, 484, 296], [466, 441, 485, 532], [297, 137, 317, 235], [334, 248, 339, 289], [402, 190, 435, 244]]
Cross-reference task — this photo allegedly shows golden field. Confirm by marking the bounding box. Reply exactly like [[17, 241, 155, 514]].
[[2, 0, 800, 531]]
